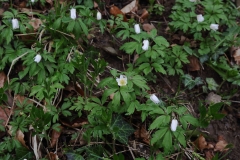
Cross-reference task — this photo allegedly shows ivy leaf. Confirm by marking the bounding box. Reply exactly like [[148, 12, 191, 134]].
[[111, 114, 134, 144]]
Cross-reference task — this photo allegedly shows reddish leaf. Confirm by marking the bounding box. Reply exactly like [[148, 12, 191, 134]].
[[109, 5, 127, 21], [50, 125, 64, 148], [187, 56, 200, 71], [0, 71, 7, 88]]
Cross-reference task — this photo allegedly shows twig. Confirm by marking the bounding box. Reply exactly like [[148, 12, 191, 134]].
[[7, 52, 28, 84]]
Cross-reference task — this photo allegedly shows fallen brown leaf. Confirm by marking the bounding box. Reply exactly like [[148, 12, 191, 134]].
[[50, 125, 64, 147], [0, 71, 7, 88], [46, 152, 58, 160], [94, 1, 98, 8], [142, 23, 155, 32], [194, 135, 208, 151], [232, 48, 240, 65], [204, 149, 214, 160], [109, 5, 127, 21], [16, 130, 28, 148], [140, 9, 149, 22], [29, 18, 42, 31], [0, 106, 10, 126], [205, 92, 222, 105], [121, 0, 138, 14], [214, 135, 229, 152], [187, 56, 200, 71], [134, 126, 150, 145]]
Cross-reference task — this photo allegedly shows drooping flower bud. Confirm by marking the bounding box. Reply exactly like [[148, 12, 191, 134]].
[[197, 14, 204, 22], [12, 19, 19, 29], [34, 54, 42, 63], [170, 119, 178, 132], [142, 40, 149, 51], [210, 24, 219, 31], [134, 24, 141, 34], [70, 8, 77, 20], [150, 94, 160, 104], [97, 11, 102, 20]]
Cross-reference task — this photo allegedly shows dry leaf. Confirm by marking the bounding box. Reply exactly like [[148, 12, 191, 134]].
[[142, 23, 155, 32], [0, 71, 7, 88], [140, 9, 149, 21], [16, 130, 28, 148], [134, 126, 150, 145], [205, 92, 222, 104], [50, 125, 64, 147], [0, 106, 10, 126], [194, 135, 208, 151], [187, 56, 200, 71], [109, 5, 127, 21], [32, 135, 40, 160], [14, 94, 32, 104], [46, 152, 58, 160], [46, 0, 53, 6], [19, 1, 27, 8], [94, 1, 98, 8], [60, 117, 88, 128], [29, 18, 42, 31], [204, 150, 214, 160], [233, 48, 240, 65], [121, 0, 137, 14], [214, 135, 229, 152]]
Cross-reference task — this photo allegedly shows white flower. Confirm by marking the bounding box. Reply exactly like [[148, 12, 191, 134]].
[[210, 24, 219, 31], [170, 119, 178, 132], [150, 94, 160, 104], [12, 19, 19, 29], [116, 75, 127, 86], [189, 0, 197, 2], [97, 11, 102, 20], [34, 54, 42, 63], [197, 14, 204, 22], [142, 40, 149, 51], [70, 8, 77, 20], [134, 24, 141, 34], [31, 0, 35, 2]]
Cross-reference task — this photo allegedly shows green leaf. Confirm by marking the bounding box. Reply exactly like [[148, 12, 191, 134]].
[[102, 88, 118, 104], [65, 152, 84, 160], [84, 0, 93, 8], [154, 36, 169, 47], [111, 114, 134, 144], [112, 91, 121, 107], [98, 77, 114, 88], [120, 42, 140, 54], [149, 115, 170, 129], [206, 78, 219, 91], [52, 18, 62, 29], [67, 20, 75, 32], [151, 127, 168, 144], [15, 147, 34, 160], [162, 130, 172, 152], [172, 129, 186, 147], [152, 63, 166, 74], [78, 18, 88, 35], [181, 114, 199, 127]]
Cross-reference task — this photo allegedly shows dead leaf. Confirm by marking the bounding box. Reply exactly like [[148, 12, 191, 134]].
[[19, 1, 27, 8], [204, 150, 214, 160], [205, 92, 222, 104], [0, 106, 10, 126], [16, 130, 28, 148], [46, 0, 53, 6], [140, 9, 149, 21], [94, 1, 98, 8], [134, 126, 150, 145], [60, 117, 88, 128], [14, 94, 32, 104], [109, 5, 127, 21], [29, 18, 42, 31], [46, 152, 58, 160], [121, 0, 138, 14], [0, 71, 7, 88], [50, 125, 64, 147], [142, 23, 155, 32], [233, 48, 240, 65], [187, 56, 200, 71], [214, 135, 229, 152], [194, 135, 208, 151]]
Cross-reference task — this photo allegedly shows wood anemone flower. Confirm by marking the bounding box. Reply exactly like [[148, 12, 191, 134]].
[[97, 11, 102, 20], [116, 75, 127, 86], [142, 40, 149, 51], [210, 24, 219, 31], [134, 24, 141, 34], [197, 14, 204, 22], [150, 94, 160, 104]]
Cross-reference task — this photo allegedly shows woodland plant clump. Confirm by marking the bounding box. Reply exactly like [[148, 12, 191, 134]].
[[0, 0, 239, 159]]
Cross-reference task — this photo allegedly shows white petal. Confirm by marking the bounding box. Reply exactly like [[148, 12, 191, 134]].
[[142, 40, 149, 51], [134, 24, 141, 34], [12, 19, 19, 29], [70, 8, 77, 20], [189, 0, 197, 2], [116, 75, 127, 86], [170, 119, 178, 132], [210, 24, 219, 31], [150, 94, 160, 104], [197, 14, 204, 22], [97, 11, 102, 20], [31, 0, 35, 2]]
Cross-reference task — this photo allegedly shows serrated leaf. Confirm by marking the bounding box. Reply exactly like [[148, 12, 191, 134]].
[[151, 127, 168, 144], [111, 114, 134, 144], [149, 115, 170, 129]]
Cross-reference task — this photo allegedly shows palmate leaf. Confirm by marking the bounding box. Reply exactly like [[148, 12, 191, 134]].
[[111, 114, 134, 144]]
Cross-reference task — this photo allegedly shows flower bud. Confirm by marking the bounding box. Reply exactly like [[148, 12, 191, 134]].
[[170, 119, 178, 132], [34, 54, 42, 63], [197, 14, 204, 22], [210, 24, 219, 31], [142, 40, 149, 51], [150, 94, 160, 104], [189, 0, 197, 2], [97, 11, 102, 20], [70, 8, 77, 20], [12, 19, 19, 29], [134, 24, 141, 34]]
